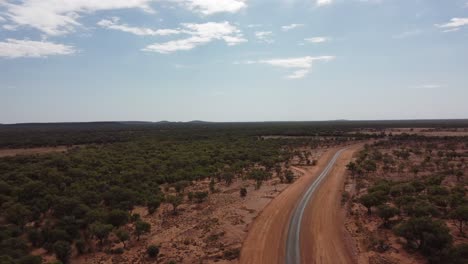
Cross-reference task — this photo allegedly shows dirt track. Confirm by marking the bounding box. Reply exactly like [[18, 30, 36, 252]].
[[239, 146, 361, 264]]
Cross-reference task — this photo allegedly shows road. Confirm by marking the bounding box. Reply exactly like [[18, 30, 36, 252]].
[[239, 146, 358, 264], [285, 149, 346, 264]]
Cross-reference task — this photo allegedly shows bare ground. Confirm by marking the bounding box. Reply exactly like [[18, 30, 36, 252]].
[[72, 149, 328, 264]]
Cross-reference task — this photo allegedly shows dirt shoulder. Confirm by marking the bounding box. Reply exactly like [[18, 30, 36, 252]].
[[239, 148, 340, 264]]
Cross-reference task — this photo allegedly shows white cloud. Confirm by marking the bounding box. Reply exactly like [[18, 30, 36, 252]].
[[410, 84, 442, 89], [247, 24, 262, 28], [0, 15, 5, 22], [143, 21, 246, 54], [1, 0, 155, 36], [316, 0, 332, 7], [392, 29, 422, 39], [241, 56, 335, 79], [435, 18, 468, 31], [305, 37, 329, 43], [442, 28, 460, 33], [281, 23, 304, 31], [0, 39, 75, 58], [255, 31, 274, 43], [172, 0, 247, 15], [97, 17, 181, 36]]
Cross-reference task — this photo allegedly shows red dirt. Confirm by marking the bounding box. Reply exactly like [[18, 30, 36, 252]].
[[0, 146, 69, 157]]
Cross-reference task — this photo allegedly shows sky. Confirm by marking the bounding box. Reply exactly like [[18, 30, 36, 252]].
[[0, 0, 467, 123]]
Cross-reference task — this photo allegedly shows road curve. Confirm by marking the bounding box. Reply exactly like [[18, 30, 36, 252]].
[[285, 149, 346, 264]]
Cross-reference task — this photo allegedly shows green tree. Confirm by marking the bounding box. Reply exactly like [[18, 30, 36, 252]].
[[166, 195, 183, 214], [285, 170, 294, 184], [135, 220, 151, 241], [107, 209, 129, 227], [53, 240, 71, 264], [240, 188, 247, 198], [147, 197, 162, 215], [359, 192, 385, 216], [449, 206, 468, 235], [377, 204, 399, 227], [115, 229, 130, 248], [89, 222, 113, 246], [394, 217, 452, 256], [147, 245, 159, 258]]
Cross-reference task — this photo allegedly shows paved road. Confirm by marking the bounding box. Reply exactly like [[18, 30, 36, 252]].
[[285, 148, 346, 264]]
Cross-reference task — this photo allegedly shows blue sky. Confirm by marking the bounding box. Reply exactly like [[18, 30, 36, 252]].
[[0, 0, 467, 123]]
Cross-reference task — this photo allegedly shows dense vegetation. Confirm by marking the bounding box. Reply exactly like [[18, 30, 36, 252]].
[[0, 123, 353, 263], [348, 135, 468, 263], [2, 119, 467, 148]]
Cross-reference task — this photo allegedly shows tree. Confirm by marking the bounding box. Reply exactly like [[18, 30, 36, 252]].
[[17, 255, 42, 264], [285, 170, 294, 184], [135, 221, 151, 241], [147, 245, 159, 258], [394, 217, 452, 257], [377, 204, 399, 227], [222, 172, 234, 186], [449, 206, 468, 235], [346, 162, 358, 177], [240, 188, 247, 198], [107, 209, 129, 227], [192, 191, 208, 203], [209, 178, 216, 193], [5, 203, 32, 227], [166, 195, 183, 214], [53, 240, 71, 264], [89, 222, 113, 246], [147, 197, 161, 215], [115, 229, 130, 248], [359, 192, 385, 216]]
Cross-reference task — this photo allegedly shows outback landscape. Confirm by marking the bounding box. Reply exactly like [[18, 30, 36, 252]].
[[0, 120, 466, 264]]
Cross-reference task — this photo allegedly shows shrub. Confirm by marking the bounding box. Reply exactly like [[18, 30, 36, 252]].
[[240, 188, 247, 198], [53, 240, 71, 264], [147, 245, 159, 258]]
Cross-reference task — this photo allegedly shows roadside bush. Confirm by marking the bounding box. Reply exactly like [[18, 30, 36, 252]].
[[147, 245, 159, 258]]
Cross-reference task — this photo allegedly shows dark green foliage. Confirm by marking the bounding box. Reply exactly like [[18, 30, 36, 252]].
[[107, 210, 129, 227], [147, 245, 159, 258], [147, 196, 162, 215], [284, 170, 294, 184], [17, 255, 43, 264], [449, 206, 468, 234], [377, 204, 399, 227], [135, 221, 151, 241], [240, 188, 247, 198], [75, 238, 86, 254], [394, 217, 452, 258], [53, 240, 71, 264], [89, 222, 113, 245], [359, 192, 386, 216], [192, 191, 209, 203], [166, 195, 183, 214], [115, 229, 130, 248]]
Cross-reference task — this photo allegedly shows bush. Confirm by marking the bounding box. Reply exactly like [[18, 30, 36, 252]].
[[223, 248, 240, 260], [53, 240, 71, 264], [240, 188, 247, 198], [147, 245, 159, 258]]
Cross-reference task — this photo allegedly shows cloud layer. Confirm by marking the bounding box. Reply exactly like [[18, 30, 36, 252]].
[[143, 21, 246, 54], [0, 39, 75, 58], [0, 0, 248, 35], [436, 18, 468, 32], [97, 17, 181, 36], [243, 56, 335, 79]]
